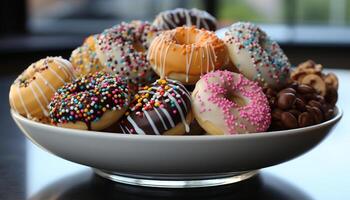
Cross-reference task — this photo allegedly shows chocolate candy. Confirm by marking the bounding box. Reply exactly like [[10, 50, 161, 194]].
[[277, 93, 296, 110], [298, 112, 314, 127], [281, 112, 298, 129], [266, 82, 336, 131]]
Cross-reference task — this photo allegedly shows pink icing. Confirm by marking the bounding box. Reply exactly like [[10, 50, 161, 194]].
[[198, 70, 271, 134]]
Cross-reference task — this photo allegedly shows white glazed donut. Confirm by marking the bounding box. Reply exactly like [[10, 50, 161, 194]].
[[192, 70, 271, 135], [95, 21, 158, 87], [223, 22, 291, 89]]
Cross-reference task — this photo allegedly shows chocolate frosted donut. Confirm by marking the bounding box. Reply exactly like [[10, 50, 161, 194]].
[[119, 79, 193, 135], [153, 8, 217, 31]]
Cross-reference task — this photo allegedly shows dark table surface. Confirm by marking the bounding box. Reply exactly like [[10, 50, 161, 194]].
[[1, 69, 349, 200]]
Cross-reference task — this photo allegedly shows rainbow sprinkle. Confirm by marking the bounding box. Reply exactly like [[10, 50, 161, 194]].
[[97, 21, 158, 86], [224, 22, 290, 88], [49, 72, 129, 126]]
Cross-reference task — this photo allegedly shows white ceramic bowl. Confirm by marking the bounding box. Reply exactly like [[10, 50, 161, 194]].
[[11, 107, 342, 188]]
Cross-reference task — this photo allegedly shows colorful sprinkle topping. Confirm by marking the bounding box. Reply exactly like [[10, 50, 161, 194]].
[[224, 22, 290, 88], [127, 79, 189, 115], [16, 57, 69, 88], [197, 70, 271, 134], [97, 21, 158, 85], [70, 35, 102, 76], [120, 79, 191, 135], [49, 72, 129, 126]]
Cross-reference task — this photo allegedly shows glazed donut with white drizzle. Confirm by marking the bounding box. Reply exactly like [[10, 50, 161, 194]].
[[153, 8, 217, 31], [119, 79, 193, 135], [147, 26, 228, 85], [9, 57, 75, 121]]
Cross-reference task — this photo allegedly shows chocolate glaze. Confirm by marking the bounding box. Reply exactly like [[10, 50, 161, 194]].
[[119, 79, 192, 135], [153, 8, 217, 31]]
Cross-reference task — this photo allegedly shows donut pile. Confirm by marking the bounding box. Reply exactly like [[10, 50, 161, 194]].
[[9, 8, 339, 135]]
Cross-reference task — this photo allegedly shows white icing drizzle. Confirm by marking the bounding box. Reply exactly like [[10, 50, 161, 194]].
[[205, 43, 210, 72], [202, 18, 210, 30], [53, 60, 69, 78], [173, 12, 180, 23], [160, 108, 175, 128], [17, 86, 30, 117], [161, 44, 171, 78], [33, 80, 49, 105], [184, 9, 192, 26], [169, 88, 188, 112], [154, 108, 168, 130], [36, 73, 56, 92], [127, 115, 146, 135], [196, 14, 201, 28], [124, 126, 133, 134], [29, 84, 49, 116], [47, 67, 66, 84], [169, 84, 191, 101], [188, 44, 195, 82], [144, 110, 160, 135], [154, 8, 216, 30], [166, 93, 189, 132], [120, 125, 126, 134], [54, 58, 75, 79], [149, 29, 219, 83], [162, 13, 177, 29], [209, 44, 216, 71]]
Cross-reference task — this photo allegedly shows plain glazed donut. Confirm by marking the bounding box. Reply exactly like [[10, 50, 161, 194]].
[[70, 35, 104, 77], [119, 79, 193, 135], [9, 57, 75, 121], [95, 21, 159, 87], [223, 22, 291, 89], [147, 26, 228, 85], [153, 8, 217, 31], [49, 72, 129, 130], [192, 70, 271, 135]]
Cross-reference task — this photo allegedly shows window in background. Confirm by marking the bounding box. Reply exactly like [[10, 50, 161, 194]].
[[24, 0, 350, 44], [217, 0, 286, 25], [28, 0, 205, 34], [217, 0, 350, 26]]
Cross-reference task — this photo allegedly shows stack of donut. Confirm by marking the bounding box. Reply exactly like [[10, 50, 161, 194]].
[[9, 8, 339, 135]]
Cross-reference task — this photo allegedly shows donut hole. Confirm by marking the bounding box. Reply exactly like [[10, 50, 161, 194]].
[[133, 41, 146, 52], [174, 31, 197, 45], [258, 32, 267, 49], [226, 93, 247, 107]]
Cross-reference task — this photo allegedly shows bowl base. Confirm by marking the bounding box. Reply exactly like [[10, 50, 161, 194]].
[[94, 169, 259, 188]]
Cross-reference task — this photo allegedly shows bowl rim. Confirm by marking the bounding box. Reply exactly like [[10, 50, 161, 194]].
[[10, 106, 342, 141]]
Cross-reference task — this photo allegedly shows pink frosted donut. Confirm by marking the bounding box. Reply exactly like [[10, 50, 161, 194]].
[[192, 70, 271, 135]]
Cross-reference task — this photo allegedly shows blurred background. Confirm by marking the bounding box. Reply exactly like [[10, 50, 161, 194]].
[[1, 0, 350, 76]]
